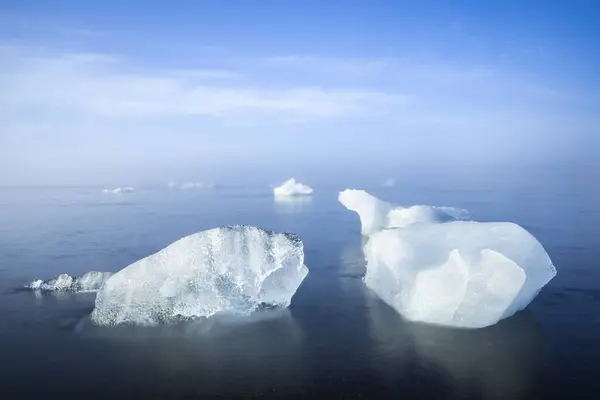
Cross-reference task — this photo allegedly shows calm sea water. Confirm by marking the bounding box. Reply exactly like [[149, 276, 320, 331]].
[[0, 168, 598, 398]]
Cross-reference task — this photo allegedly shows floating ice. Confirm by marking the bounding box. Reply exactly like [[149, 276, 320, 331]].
[[103, 187, 135, 194], [180, 182, 212, 190], [339, 189, 469, 236], [26, 271, 113, 292], [273, 178, 313, 197], [168, 181, 214, 190], [91, 225, 309, 326], [339, 189, 556, 329]]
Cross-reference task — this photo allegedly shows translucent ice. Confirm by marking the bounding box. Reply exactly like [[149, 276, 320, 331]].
[[338, 189, 469, 236], [103, 187, 135, 194], [273, 178, 313, 197], [27, 271, 113, 292], [90, 225, 309, 326], [339, 190, 556, 328]]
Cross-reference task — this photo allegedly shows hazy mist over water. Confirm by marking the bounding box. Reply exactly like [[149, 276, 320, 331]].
[[1, 163, 599, 397]]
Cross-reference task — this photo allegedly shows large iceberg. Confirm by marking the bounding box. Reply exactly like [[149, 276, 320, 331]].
[[339, 189, 556, 329], [273, 178, 313, 197], [27, 271, 113, 292], [90, 225, 309, 326]]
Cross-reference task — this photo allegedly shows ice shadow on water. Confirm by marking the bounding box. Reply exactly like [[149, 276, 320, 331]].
[[74, 308, 308, 396], [366, 290, 550, 398], [339, 239, 551, 399], [273, 196, 314, 214]]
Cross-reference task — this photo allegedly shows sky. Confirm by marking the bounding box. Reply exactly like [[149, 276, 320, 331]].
[[0, 0, 598, 186]]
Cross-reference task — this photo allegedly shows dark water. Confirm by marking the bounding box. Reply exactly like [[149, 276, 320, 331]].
[[0, 170, 598, 398]]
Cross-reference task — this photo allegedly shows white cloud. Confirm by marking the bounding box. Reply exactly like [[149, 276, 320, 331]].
[[0, 45, 409, 122], [265, 54, 495, 83], [266, 55, 390, 77]]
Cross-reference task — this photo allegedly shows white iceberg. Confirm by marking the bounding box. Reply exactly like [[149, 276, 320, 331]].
[[273, 178, 313, 197], [90, 225, 309, 326], [339, 189, 556, 329], [102, 187, 135, 194], [169, 181, 214, 190], [27, 271, 113, 292], [180, 182, 209, 190], [339, 189, 469, 236]]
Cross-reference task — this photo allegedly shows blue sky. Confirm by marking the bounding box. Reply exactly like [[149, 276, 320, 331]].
[[0, 1, 598, 185]]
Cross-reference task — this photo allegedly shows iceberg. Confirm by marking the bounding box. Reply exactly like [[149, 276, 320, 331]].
[[339, 189, 469, 236], [103, 187, 135, 194], [339, 189, 556, 329], [90, 225, 309, 326], [27, 271, 113, 292], [180, 182, 212, 190], [273, 178, 313, 197], [168, 181, 214, 190]]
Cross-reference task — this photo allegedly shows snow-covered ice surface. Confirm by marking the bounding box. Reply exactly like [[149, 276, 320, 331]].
[[273, 178, 313, 197], [102, 187, 135, 194], [90, 225, 309, 326], [26, 271, 113, 293], [339, 189, 556, 329], [339, 189, 470, 236]]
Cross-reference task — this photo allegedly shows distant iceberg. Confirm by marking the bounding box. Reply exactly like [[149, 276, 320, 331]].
[[90, 225, 309, 326], [103, 187, 135, 194], [168, 181, 214, 190], [273, 178, 313, 197], [180, 182, 214, 190], [27, 271, 113, 293], [339, 189, 556, 329]]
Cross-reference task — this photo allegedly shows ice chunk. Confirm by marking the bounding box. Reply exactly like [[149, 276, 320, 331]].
[[340, 190, 556, 328], [169, 182, 214, 190], [338, 189, 469, 236], [26, 271, 113, 292], [273, 178, 313, 197], [180, 182, 207, 190], [90, 225, 309, 326], [103, 187, 135, 194]]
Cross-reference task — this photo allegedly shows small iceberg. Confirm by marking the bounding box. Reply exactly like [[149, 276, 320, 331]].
[[102, 187, 135, 194], [273, 178, 313, 197], [339, 189, 556, 329], [180, 182, 204, 190], [26, 271, 113, 293], [168, 182, 214, 190], [90, 225, 309, 326]]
